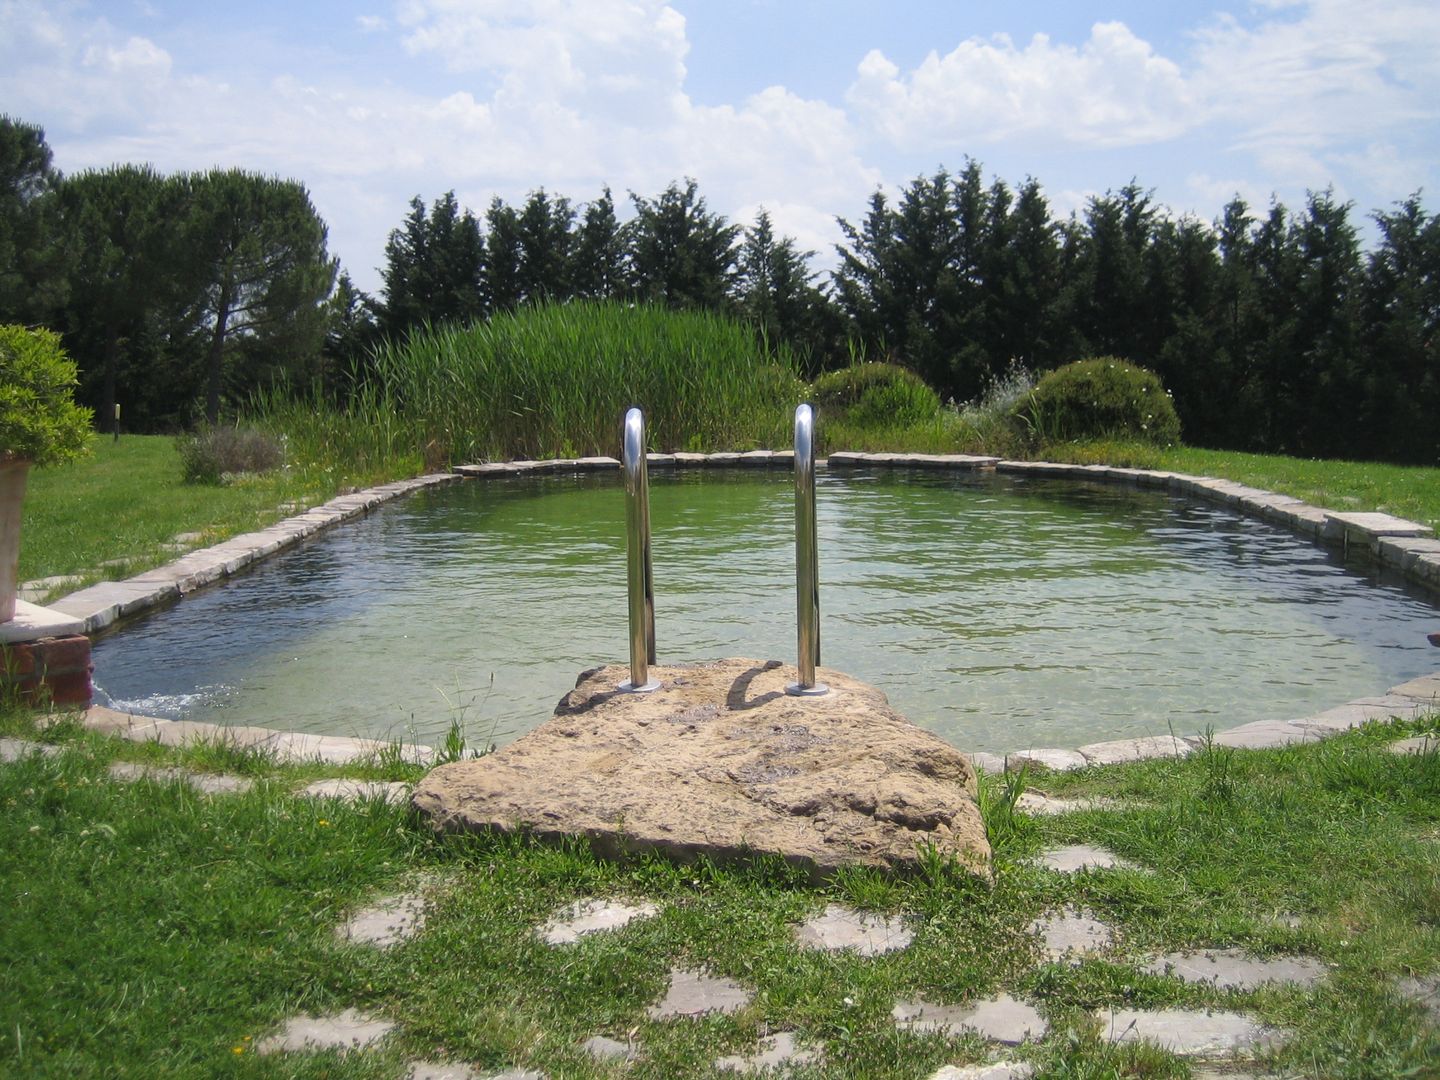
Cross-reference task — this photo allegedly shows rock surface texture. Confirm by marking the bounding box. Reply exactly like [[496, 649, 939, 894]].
[[412, 659, 990, 878]]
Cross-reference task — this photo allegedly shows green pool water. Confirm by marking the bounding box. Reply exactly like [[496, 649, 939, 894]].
[[91, 469, 1439, 754]]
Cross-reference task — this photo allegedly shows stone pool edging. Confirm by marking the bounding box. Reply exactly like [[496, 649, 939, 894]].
[[46, 472, 463, 634], [25, 452, 1440, 771]]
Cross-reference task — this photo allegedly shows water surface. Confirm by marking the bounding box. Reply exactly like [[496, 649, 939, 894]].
[[91, 470, 1439, 753]]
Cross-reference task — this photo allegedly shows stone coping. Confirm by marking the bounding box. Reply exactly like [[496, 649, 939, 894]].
[[13, 452, 1437, 772], [42, 472, 462, 635]]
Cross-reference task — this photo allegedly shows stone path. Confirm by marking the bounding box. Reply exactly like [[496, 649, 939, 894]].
[[1029, 907, 1115, 962], [337, 892, 429, 949], [1099, 1007, 1279, 1055], [645, 968, 753, 1019], [928, 1064, 1034, 1080], [893, 994, 1047, 1044], [0, 737, 59, 762], [793, 902, 913, 956], [1035, 844, 1142, 873], [1140, 949, 1328, 991], [538, 898, 658, 945], [714, 1031, 820, 1073], [106, 760, 254, 795]]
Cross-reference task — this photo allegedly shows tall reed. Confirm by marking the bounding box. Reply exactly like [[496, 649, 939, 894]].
[[368, 301, 804, 462]]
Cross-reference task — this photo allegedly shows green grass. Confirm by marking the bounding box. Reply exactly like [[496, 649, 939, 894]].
[[1, 705, 1436, 1078], [1158, 446, 1440, 535], [18, 435, 417, 593]]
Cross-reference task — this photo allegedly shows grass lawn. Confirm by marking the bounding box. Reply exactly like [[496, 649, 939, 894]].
[[1, 707, 1436, 1078], [1158, 447, 1440, 537], [18, 435, 416, 594]]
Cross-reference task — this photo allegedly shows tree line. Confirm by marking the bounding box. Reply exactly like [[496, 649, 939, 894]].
[[2, 114, 1436, 463]]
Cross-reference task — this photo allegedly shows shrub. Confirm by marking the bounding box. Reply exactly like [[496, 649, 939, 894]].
[[0, 325, 93, 466], [177, 425, 285, 483], [809, 362, 941, 426], [1014, 357, 1181, 446]]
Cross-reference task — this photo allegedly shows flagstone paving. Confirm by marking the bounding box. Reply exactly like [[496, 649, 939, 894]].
[[1140, 949, 1328, 991], [300, 778, 412, 804], [1098, 1008, 1279, 1055], [580, 1035, 636, 1062], [256, 1008, 395, 1055], [337, 891, 428, 950], [405, 1062, 485, 1080], [1388, 733, 1438, 755], [1397, 974, 1440, 1026], [1035, 843, 1141, 873], [892, 994, 1047, 1044], [793, 902, 914, 956], [927, 1065, 1034, 1080], [713, 1031, 820, 1073], [106, 760, 253, 795], [1028, 906, 1115, 962], [645, 968, 753, 1019], [0, 737, 58, 762], [538, 897, 659, 945], [1015, 792, 1127, 816]]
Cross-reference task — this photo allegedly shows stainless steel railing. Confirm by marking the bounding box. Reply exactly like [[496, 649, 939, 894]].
[[619, 407, 659, 692], [787, 403, 828, 695]]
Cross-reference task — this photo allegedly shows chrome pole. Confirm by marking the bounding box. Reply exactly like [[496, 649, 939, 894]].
[[788, 402, 828, 696], [619, 407, 659, 692]]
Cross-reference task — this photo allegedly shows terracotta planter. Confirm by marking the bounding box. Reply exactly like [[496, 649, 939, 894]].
[[0, 457, 30, 623]]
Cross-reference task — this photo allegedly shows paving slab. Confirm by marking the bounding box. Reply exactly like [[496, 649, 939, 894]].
[[967, 751, 1007, 775], [1390, 673, 1440, 703], [1015, 792, 1125, 816], [256, 1008, 395, 1054], [581, 1035, 638, 1062], [1293, 696, 1429, 733], [1388, 734, 1438, 755], [538, 897, 660, 945], [927, 1065, 1035, 1080], [1396, 974, 1440, 1026], [1210, 720, 1321, 750], [714, 1031, 820, 1073], [1078, 735, 1193, 765], [794, 903, 913, 956], [1099, 1008, 1279, 1055], [1140, 949, 1327, 990], [1324, 511, 1432, 541], [301, 779, 412, 805], [1028, 906, 1115, 961], [407, 1062, 485, 1079], [338, 892, 428, 949], [0, 599, 85, 641], [646, 968, 753, 1019], [1005, 748, 1087, 773], [0, 737, 59, 762], [1035, 844, 1140, 873], [106, 761, 254, 795], [893, 994, 1046, 1044]]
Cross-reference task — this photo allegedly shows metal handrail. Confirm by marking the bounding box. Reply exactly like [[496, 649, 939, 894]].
[[788, 403, 828, 695], [619, 407, 659, 692]]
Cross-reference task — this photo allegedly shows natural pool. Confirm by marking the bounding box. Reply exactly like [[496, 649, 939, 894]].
[[91, 469, 1439, 754]]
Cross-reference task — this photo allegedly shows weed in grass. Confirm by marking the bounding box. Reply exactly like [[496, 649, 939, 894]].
[[977, 760, 1034, 854]]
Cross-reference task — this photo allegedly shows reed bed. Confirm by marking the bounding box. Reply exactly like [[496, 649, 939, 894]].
[[360, 302, 804, 462]]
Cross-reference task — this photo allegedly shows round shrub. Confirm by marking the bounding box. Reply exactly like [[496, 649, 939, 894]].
[[809, 362, 941, 426], [0, 324, 93, 466], [1015, 357, 1180, 446]]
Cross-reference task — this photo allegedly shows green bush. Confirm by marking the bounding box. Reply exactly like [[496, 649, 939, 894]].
[[809, 362, 941, 426], [1015, 357, 1181, 446], [0, 324, 93, 466], [177, 425, 285, 483]]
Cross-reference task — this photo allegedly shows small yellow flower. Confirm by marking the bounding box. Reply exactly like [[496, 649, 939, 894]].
[[232, 1045, 245, 1055], [317, 819, 331, 827]]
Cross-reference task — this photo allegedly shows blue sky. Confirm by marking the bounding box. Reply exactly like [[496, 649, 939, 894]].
[[3, 0, 1437, 295]]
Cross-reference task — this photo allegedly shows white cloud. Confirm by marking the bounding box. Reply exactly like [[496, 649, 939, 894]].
[[357, 14, 388, 32], [846, 22, 1194, 149]]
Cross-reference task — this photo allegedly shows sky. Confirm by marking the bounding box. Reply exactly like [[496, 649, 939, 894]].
[[2, 0, 1438, 296]]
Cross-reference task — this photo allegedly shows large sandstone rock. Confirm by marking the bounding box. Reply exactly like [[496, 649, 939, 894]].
[[412, 659, 990, 878]]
